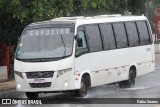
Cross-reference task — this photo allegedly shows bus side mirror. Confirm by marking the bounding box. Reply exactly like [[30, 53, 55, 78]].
[[77, 38, 83, 47]]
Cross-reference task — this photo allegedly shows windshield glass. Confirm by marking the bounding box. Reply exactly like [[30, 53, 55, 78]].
[[16, 27, 75, 61]]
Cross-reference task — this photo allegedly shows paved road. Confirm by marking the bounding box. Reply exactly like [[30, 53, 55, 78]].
[[1, 55, 160, 106]]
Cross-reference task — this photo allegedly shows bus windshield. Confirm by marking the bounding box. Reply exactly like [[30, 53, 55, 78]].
[[16, 27, 74, 61]]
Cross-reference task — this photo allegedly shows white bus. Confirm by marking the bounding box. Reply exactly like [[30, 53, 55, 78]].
[[14, 15, 155, 98]]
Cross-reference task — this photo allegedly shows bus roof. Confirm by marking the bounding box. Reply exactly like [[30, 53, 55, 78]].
[[28, 14, 148, 27]]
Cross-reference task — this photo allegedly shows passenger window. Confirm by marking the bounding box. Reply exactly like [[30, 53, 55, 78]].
[[146, 22, 153, 43], [76, 31, 88, 56], [85, 25, 103, 52], [113, 23, 128, 48], [125, 22, 140, 46], [99, 24, 116, 50], [136, 21, 150, 45]]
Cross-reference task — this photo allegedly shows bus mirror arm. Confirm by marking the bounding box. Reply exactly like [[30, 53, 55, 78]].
[[74, 35, 78, 40]]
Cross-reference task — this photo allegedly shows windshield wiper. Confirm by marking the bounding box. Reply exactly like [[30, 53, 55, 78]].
[[60, 34, 66, 58], [16, 57, 62, 62]]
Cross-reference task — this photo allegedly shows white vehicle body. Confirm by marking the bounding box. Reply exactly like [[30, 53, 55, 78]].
[[14, 15, 155, 94]]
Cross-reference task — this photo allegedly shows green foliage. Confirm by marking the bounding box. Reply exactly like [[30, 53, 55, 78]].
[[0, 0, 149, 45], [127, 0, 148, 14]]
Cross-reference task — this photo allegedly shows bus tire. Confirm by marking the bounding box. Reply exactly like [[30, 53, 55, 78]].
[[75, 77, 88, 97], [118, 69, 136, 88], [26, 92, 38, 99]]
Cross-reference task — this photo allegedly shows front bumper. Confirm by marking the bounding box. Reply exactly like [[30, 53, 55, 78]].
[[15, 71, 78, 92]]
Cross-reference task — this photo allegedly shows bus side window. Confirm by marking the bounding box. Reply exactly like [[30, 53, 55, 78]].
[[125, 22, 140, 47], [76, 31, 88, 56], [113, 23, 128, 48], [136, 21, 150, 45]]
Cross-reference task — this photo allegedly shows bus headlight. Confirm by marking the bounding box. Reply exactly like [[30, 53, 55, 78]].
[[14, 71, 23, 79], [17, 84, 21, 89], [57, 68, 72, 77]]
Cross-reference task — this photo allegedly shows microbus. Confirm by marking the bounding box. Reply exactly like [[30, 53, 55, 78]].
[[14, 15, 155, 98]]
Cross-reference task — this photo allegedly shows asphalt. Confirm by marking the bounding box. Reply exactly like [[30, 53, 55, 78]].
[[0, 53, 160, 93]]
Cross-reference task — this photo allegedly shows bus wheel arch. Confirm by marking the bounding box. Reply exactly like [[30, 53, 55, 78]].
[[118, 65, 136, 88], [129, 65, 137, 78], [75, 73, 91, 97], [81, 73, 91, 88]]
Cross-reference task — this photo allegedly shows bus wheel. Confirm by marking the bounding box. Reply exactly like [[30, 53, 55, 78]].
[[25, 92, 38, 99], [118, 69, 136, 88], [75, 78, 88, 97]]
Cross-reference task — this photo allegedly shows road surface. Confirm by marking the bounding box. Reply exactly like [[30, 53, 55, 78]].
[[1, 54, 160, 107]]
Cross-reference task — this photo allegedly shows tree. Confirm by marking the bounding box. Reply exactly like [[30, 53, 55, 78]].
[[0, 0, 74, 45], [0, 0, 149, 45], [127, 0, 148, 14]]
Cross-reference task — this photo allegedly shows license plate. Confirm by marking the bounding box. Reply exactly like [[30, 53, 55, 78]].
[[34, 78, 45, 83]]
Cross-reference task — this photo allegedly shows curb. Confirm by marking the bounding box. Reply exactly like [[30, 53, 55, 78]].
[[0, 80, 15, 91]]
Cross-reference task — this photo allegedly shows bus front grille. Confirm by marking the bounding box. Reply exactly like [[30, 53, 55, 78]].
[[29, 82, 52, 88], [26, 71, 54, 79]]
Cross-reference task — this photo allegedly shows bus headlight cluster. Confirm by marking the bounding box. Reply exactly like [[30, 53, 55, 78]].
[[14, 71, 23, 79], [57, 68, 72, 77]]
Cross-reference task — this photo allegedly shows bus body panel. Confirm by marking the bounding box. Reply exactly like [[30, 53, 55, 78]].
[[14, 56, 76, 92], [14, 15, 155, 93], [75, 44, 154, 87]]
